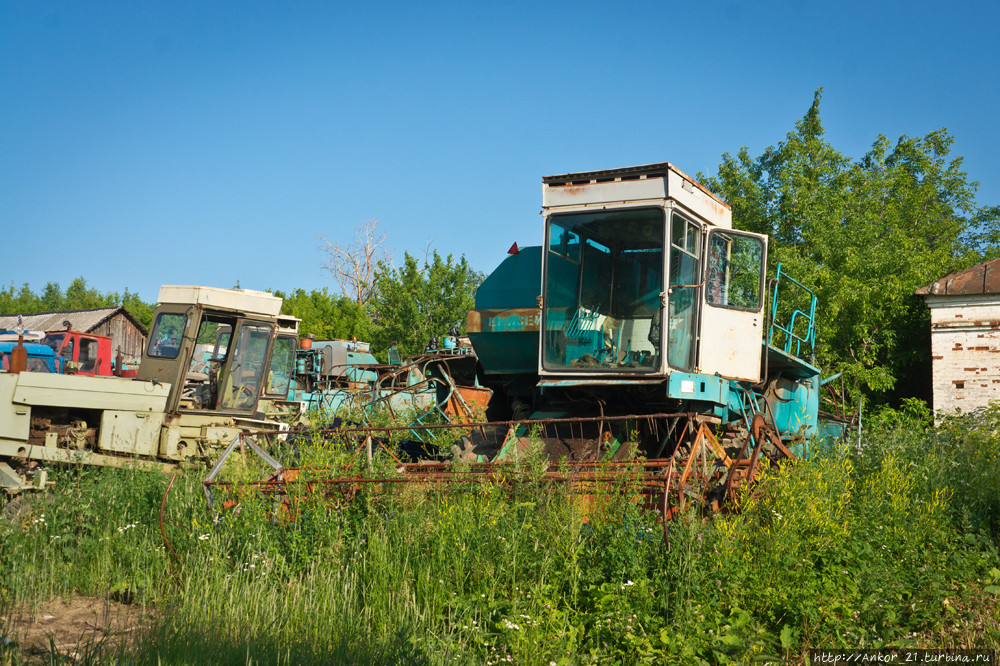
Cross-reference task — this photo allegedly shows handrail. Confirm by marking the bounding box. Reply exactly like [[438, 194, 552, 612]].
[[767, 263, 817, 361]]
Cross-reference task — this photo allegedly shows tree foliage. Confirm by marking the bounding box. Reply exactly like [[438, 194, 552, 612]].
[[368, 251, 483, 357], [273, 287, 373, 342], [701, 90, 1000, 403], [0, 278, 155, 328]]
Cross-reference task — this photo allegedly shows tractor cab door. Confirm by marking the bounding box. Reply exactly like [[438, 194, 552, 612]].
[[697, 229, 768, 382]]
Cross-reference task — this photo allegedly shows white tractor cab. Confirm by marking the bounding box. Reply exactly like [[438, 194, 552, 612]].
[[137, 286, 298, 423], [539, 162, 768, 386], [0, 286, 295, 492]]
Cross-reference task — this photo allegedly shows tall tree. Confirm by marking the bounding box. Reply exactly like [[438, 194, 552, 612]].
[[701, 90, 1000, 403], [369, 251, 482, 357], [318, 218, 391, 305]]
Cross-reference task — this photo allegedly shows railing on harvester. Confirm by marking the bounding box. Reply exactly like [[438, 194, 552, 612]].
[[767, 262, 818, 362]]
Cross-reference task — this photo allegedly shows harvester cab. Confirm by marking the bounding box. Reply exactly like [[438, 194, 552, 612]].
[[537, 163, 767, 384]]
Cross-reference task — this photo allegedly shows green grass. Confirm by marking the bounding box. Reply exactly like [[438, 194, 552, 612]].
[[1, 404, 998, 665]]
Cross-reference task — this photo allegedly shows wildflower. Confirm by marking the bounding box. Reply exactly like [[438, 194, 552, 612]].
[[198, 534, 210, 540], [716, 580, 721, 585], [696, 533, 702, 541]]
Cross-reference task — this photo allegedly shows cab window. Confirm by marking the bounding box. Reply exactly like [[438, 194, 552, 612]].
[[706, 232, 765, 310], [149, 313, 187, 359]]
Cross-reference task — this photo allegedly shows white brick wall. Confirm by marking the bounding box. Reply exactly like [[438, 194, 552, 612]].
[[925, 294, 1000, 413]]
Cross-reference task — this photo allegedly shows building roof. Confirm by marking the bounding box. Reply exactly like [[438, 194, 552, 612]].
[[915, 257, 1000, 296], [0, 306, 149, 337]]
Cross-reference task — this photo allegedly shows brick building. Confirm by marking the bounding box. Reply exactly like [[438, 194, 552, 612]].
[[916, 257, 1000, 413]]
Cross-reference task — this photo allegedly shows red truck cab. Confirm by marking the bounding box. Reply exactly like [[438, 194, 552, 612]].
[[42, 331, 114, 377]]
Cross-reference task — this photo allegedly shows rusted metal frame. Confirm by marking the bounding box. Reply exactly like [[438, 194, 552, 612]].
[[204, 474, 673, 489], [159, 472, 182, 563], [723, 434, 752, 500], [310, 412, 690, 437], [699, 424, 733, 468], [203, 432, 283, 519], [676, 424, 702, 512], [662, 460, 674, 547]]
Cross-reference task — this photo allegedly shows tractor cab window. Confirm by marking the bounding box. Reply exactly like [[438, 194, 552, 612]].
[[265, 335, 297, 397], [149, 313, 186, 359], [706, 231, 765, 310], [218, 324, 274, 411], [543, 208, 664, 371]]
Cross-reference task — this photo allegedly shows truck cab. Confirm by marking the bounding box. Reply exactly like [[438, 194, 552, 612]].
[[0, 342, 61, 374], [41, 331, 113, 377]]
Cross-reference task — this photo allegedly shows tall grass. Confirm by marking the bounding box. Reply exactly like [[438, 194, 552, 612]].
[[1, 404, 998, 664]]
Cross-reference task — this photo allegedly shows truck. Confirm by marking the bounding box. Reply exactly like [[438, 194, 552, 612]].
[[0, 328, 130, 378], [0, 285, 297, 492]]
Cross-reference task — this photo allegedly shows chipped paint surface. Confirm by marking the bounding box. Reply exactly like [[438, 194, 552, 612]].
[[924, 294, 1000, 413]]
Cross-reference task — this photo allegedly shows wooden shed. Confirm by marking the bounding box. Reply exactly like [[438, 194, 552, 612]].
[[0, 306, 149, 361], [916, 257, 1000, 413]]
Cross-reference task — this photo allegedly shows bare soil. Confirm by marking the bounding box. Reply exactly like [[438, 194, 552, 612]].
[[1, 596, 154, 663]]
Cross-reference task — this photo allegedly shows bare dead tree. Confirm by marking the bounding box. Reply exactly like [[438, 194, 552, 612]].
[[318, 218, 391, 304]]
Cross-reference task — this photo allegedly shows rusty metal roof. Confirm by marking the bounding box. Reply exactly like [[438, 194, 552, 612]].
[[915, 257, 1000, 296], [542, 161, 730, 210], [0, 306, 148, 336]]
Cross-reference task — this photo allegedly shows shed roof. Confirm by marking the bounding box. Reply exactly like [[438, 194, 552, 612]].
[[0, 306, 149, 337], [916, 257, 1000, 296]]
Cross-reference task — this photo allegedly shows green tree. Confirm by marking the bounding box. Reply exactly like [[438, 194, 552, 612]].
[[274, 287, 373, 342], [701, 90, 1000, 404], [0, 279, 156, 329], [369, 251, 482, 357]]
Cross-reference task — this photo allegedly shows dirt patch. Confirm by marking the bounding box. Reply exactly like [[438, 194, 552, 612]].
[[1, 596, 155, 662]]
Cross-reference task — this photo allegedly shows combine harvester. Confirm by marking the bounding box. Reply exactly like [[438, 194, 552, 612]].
[[204, 161, 849, 519]]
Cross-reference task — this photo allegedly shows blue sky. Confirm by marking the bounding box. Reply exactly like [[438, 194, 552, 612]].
[[2, 1, 998, 303]]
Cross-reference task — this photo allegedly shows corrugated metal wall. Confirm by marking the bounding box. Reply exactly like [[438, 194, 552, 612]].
[[90, 313, 147, 362]]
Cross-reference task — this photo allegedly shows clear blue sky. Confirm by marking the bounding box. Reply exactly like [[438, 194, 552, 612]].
[[2, 1, 998, 303]]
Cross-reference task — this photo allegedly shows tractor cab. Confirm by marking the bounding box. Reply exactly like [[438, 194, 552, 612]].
[[539, 162, 768, 383], [137, 286, 285, 416]]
